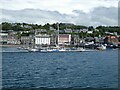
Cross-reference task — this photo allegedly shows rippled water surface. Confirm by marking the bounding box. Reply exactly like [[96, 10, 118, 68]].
[[2, 48, 118, 88]]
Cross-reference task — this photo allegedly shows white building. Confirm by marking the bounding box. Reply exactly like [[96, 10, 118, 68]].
[[0, 33, 8, 44], [35, 34, 50, 45], [87, 31, 93, 34]]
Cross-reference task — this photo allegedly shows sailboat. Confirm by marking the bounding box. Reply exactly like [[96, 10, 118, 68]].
[[40, 23, 67, 52], [39, 23, 88, 52], [28, 30, 39, 52]]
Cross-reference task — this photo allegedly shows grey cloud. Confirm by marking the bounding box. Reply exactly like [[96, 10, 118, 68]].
[[90, 7, 118, 26], [1, 7, 118, 26], [91, 7, 117, 19]]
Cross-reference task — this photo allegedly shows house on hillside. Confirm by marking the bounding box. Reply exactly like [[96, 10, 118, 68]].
[[104, 36, 119, 44]]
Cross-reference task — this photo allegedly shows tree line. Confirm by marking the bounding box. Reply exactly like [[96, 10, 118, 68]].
[[1, 22, 120, 37]]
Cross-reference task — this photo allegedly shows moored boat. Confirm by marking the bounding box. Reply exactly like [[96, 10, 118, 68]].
[[97, 44, 106, 50], [28, 48, 39, 52]]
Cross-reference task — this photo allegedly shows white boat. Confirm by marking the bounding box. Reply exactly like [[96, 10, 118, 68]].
[[97, 44, 106, 50], [40, 47, 66, 52], [17, 47, 23, 50], [77, 48, 86, 52], [40, 47, 87, 52], [28, 48, 39, 52]]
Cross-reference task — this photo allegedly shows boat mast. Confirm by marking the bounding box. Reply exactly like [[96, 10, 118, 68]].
[[33, 29, 36, 49], [57, 23, 59, 47]]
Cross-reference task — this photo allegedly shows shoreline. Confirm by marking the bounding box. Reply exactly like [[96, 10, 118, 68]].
[[0, 44, 22, 47], [1, 44, 120, 49]]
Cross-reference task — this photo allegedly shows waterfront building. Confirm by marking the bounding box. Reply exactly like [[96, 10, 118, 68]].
[[20, 36, 30, 45], [7, 35, 20, 45], [35, 34, 50, 45], [50, 34, 57, 45], [0, 32, 8, 44], [58, 34, 71, 45], [71, 35, 80, 45]]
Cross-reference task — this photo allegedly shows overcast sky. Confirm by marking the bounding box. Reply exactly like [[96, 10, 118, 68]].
[[0, 0, 119, 26]]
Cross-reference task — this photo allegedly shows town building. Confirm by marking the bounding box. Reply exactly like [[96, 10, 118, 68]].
[[40, 29, 47, 33], [80, 29, 88, 33], [0, 32, 8, 44], [20, 36, 30, 45], [71, 35, 80, 45], [64, 29, 72, 33], [50, 34, 57, 45], [85, 37, 95, 45], [94, 37, 105, 44], [87, 31, 93, 34], [7, 35, 20, 45], [50, 27, 56, 31], [58, 34, 71, 45], [35, 34, 50, 45], [104, 36, 119, 44], [73, 29, 80, 33]]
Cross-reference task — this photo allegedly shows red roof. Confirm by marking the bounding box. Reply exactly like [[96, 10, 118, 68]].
[[106, 36, 117, 39], [111, 36, 116, 39]]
